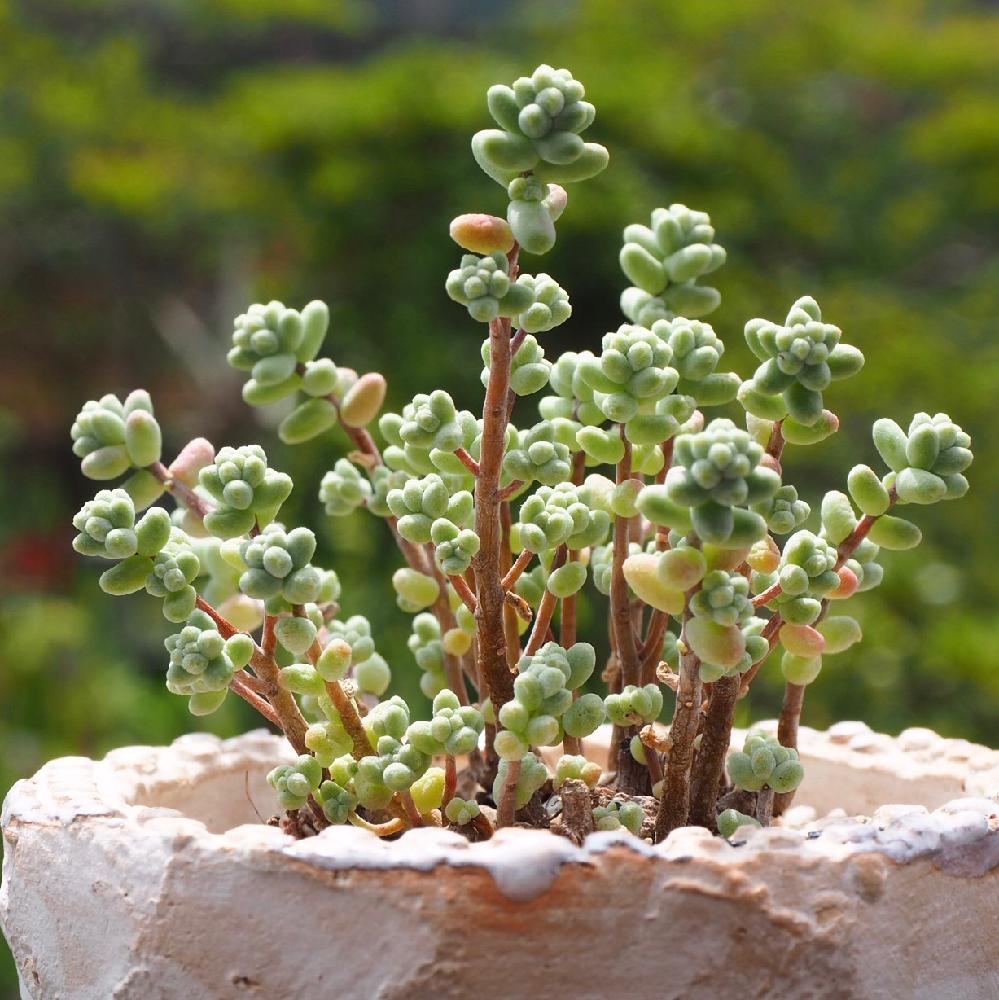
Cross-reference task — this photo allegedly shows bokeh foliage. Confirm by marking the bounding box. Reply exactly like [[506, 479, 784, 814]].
[[1, 0, 998, 990]]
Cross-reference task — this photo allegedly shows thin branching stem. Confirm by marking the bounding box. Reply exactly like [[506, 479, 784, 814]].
[[756, 786, 775, 827], [146, 461, 214, 521], [192, 595, 309, 754], [400, 790, 425, 827], [501, 549, 534, 590], [688, 675, 739, 829], [638, 609, 670, 685], [500, 501, 522, 672], [496, 758, 521, 828], [737, 613, 784, 698], [230, 674, 282, 728], [348, 813, 407, 837], [454, 447, 480, 477], [610, 434, 648, 793], [524, 546, 567, 655], [298, 615, 371, 760], [498, 479, 525, 502], [450, 574, 478, 614], [655, 577, 703, 839], [610, 435, 640, 685], [472, 258, 519, 709], [444, 755, 458, 808]]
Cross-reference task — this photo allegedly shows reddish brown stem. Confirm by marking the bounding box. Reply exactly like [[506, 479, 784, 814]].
[[194, 596, 237, 637], [501, 549, 533, 590], [655, 438, 675, 486], [500, 502, 521, 672], [400, 790, 425, 827], [766, 419, 786, 472], [525, 592, 557, 656], [443, 756, 458, 808], [254, 658, 309, 755], [655, 598, 703, 839], [560, 449, 585, 649], [472, 311, 517, 709], [560, 582, 578, 650], [737, 613, 784, 698], [298, 618, 372, 761], [524, 546, 567, 655], [230, 674, 282, 727], [777, 681, 805, 751], [147, 461, 214, 521], [639, 609, 670, 685], [450, 574, 478, 614], [752, 489, 898, 607], [643, 734, 665, 787], [611, 437, 647, 792], [773, 682, 806, 817], [235, 671, 275, 697], [752, 580, 783, 608], [418, 546, 472, 703], [262, 614, 278, 658], [193, 595, 309, 751], [688, 675, 740, 829], [498, 480, 525, 502], [497, 759, 522, 828], [610, 438, 640, 687], [454, 447, 480, 477], [323, 680, 371, 761], [756, 786, 775, 826]]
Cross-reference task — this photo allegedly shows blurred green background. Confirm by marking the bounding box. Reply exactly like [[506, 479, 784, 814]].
[[1, 0, 997, 991]]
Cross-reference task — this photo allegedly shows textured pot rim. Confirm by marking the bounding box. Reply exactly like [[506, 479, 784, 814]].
[[3, 722, 998, 904]]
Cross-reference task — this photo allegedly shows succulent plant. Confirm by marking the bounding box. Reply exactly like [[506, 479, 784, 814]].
[[164, 609, 241, 714], [727, 732, 804, 794], [740, 296, 863, 431], [71, 390, 163, 481], [511, 273, 572, 333], [236, 523, 321, 612], [504, 423, 572, 487], [482, 333, 552, 398], [619, 205, 725, 325], [874, 412, 972, 504], [319, 458, 372, 517], [406, 690, 485, 757], [554, 754, 602, 789], [664, 418, 778, 545], [592, 798, 644, 835], [472, 64, 608, 191], [446, 253, 535, 323], [66, 63, 974, 856], [199, 445, 293, 539]]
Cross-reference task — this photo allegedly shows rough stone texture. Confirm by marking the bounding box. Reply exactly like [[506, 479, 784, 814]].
[[2, 724, 998, 999]]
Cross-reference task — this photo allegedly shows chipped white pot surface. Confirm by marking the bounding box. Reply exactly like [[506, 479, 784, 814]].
[[2, 723, 998, 999]]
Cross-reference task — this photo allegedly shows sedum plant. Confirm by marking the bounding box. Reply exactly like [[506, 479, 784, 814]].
[[69, 65, 973, 844]]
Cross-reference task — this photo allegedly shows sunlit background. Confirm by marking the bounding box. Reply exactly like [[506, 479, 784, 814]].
[[2, 0, 998, 991]]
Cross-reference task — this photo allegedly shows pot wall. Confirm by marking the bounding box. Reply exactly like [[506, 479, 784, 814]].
[[2, 724, 998, 1000]]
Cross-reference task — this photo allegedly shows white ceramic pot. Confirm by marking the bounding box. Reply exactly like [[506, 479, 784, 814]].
[[2, 723, 997, 999]]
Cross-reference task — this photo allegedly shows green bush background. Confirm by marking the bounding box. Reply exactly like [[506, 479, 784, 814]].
[[2, 0, 997, 990]]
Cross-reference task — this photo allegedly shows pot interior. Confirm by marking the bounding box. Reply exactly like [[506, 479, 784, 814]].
[[127, 729, 970, 835]]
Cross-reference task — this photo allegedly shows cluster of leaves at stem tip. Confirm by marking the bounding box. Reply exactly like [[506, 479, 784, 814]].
[[69, 63, 973, 843]]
